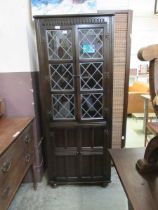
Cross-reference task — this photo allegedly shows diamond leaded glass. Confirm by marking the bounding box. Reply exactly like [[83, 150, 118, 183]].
[[80, 62, 103, 90], [46, 30, 72, 60], [52, 94, 75, 119], [49, 64, 74, 91], [79, 28, 103, 59], [81, 94, 103, 119]]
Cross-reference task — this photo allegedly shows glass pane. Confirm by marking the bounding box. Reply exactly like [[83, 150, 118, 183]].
[[52, 94, 75, 119], [81, 93, 103, 119], [49, 64, 74, 91], [46, 30, 73, 60], [79, 28, 103, 59], [80, 62, 103, 90]]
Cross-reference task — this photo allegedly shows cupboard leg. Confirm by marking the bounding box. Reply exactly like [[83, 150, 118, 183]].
[[50, 182, 57, 188], [101, 182, 108, 187]]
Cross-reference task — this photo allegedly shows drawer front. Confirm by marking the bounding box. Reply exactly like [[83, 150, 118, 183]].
[[0, 124, 34, 193], [22, 124, 34, 150], [0, 151, 33, 210]]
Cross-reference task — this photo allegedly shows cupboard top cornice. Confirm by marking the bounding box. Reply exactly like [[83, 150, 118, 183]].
[[33, 10, 132, 19]]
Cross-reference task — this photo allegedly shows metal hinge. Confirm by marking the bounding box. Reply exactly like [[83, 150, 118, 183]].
[[44, 75, 50, 81], [104, 72, 110, 79], [104, 129, 109, 135], [105, 34, 110, 39], [104, 107, 109, 113], [48, 110, 52, 119]]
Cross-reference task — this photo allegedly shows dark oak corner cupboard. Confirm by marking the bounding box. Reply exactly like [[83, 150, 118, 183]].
[[34, 14, 113, 186]]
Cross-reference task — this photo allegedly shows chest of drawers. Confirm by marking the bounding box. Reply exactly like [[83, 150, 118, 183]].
[[0, 117, 36, 210]]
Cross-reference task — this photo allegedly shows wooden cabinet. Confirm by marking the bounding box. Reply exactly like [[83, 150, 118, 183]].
[[34, 14, 113, 186], [48, 123, 110, 184], [0, 117, 36, 209]]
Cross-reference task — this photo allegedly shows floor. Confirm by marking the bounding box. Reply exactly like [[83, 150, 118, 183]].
[[9, 116, 144, 210], [9, 168, 128, 210], [126, 115, 144, 148]]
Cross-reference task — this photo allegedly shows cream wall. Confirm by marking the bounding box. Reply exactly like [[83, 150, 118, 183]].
[[0, 0, 158, 72], [97, 0, 129, 10], [0, 0, 29, 72], [129, 0, 158, 69], [97, 0, 158, 68], [0, 0, 38, 73]]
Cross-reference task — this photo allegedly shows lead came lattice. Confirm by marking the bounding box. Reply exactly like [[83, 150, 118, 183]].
[[52, 94, 75, 119], [79, 28, 103, 59], [46, 30, 73, 60], [49, 64, 74, 90], [80, 62, 103, 90], [81, 93, 103, 119]]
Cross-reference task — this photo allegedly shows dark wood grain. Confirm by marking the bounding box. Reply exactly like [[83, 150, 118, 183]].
[[34, 14, 113, 186], [0, 151, 34, 209], [109, 148, 158, 210], [136, 45, 158, 175], [0, 117, 33, 156], [0, 117, 36, 210]]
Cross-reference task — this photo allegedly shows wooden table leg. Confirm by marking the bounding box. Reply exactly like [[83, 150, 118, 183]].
[[128, 200, 134, 210], [143, 97, 149, 133], [31, 164, 37, 190]]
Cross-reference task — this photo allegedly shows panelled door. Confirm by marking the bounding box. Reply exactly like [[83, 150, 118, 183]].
[[75, 25, 110, 181], [49, 125, 109, 182], [78, 126, 110, 181]]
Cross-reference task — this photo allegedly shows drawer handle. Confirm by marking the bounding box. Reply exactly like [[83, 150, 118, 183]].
[[24, 135, 31, 144], [1, 187, 10, 200], [25, 154, 31, 163], [1, 160, 12, 173]]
